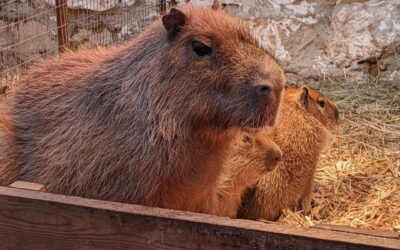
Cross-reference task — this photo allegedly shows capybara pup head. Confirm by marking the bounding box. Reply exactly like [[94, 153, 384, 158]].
[[159, 6, 286, 131], [211, 129, 282, 218], [228, 131, 282, 179], [285, 86, 339, 131]]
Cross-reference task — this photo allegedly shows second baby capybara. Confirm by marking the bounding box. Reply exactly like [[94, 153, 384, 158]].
[[212, 130, 282, 218], [0, 2, 285, 212], [239, 86, 339, 220]]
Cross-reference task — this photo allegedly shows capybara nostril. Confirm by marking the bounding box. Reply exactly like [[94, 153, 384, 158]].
[[273, 153, 282, 163], [267, 149, 282, 167], [255, 85, 272, 96]]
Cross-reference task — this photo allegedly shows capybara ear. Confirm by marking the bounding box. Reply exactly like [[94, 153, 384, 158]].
[[162, 8, 187, 41], [212, 0, 221, 10], [299, 86, 309, 108]]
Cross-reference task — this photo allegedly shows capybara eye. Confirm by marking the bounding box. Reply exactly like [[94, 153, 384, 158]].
[[192, 41, 212, 57], [318, 99, 326, 108], [242, 135, 252, 144]]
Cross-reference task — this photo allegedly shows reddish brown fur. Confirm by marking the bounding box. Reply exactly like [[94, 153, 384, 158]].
[[0, 4, 285, 212], [0, 85, 9, 95], [212, 131, 282, 218], [0, 105, 16, 184], [238, 86, 339, 220]]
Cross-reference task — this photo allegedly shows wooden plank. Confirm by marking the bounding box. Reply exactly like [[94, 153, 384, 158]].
[[9, 181, 48, 192], [0, 186, 399, 250], [55, 0, 68, 53], [313, 224, 399, 240], [159, 0, 167, 14]]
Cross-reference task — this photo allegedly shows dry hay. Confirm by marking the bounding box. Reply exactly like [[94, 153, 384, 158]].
[[275, 79, 400, 232]]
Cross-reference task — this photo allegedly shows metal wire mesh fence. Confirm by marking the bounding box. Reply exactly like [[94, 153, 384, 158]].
[[0, 0, 173, 90]]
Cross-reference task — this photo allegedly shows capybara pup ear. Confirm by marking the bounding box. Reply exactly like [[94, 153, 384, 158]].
[[162, 8, 187, 41], [212, 0, 221, 10], [298, 86, 310, 108]]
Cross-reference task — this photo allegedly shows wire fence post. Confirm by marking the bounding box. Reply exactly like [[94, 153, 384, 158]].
[[55, 0, 68, 53], [159, 0, 167, 15]]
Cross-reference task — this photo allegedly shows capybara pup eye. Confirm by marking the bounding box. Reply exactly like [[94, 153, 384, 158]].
[[192, 41, 212, 57], [318, 99, 326, 108], [241, 135, 253, 144]]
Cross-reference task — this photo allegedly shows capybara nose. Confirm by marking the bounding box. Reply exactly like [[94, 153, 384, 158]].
[[255, 84, 272, 96], [267, 150, 282, 167]]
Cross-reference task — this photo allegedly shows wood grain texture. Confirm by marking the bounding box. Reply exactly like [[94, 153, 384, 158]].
[[9, 181, 48, 192], [313, 224, 399, 239], [55, 0, 68, 53], [0, 186, 399, 250]]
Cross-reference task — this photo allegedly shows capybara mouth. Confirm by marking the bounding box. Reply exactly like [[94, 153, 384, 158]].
[[262, 165, 278, 174], [243, 107, 278, 129]]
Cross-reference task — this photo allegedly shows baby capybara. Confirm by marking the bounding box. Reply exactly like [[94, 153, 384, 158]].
[[239, 86, 339, 220], [0, 1, 285, 212], [212, 131, 282, 218]]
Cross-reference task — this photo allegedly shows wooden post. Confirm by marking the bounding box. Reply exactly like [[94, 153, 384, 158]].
[[55, 0, 68, 53], [9, 181, 48, 192], [159, 0, 167, 15]]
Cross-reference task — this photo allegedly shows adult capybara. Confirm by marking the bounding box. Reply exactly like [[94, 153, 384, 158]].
[[213, 130, 282, 218], [239, 86, 339, 220], [0, 1, 286, 212]]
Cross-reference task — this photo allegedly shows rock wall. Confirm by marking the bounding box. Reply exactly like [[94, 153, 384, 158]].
[[183, 0, 400, 81]]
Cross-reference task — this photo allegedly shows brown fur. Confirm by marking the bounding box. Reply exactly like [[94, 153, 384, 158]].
[[0, 110, 16, 184], [0, 4, 285, 212], [238, 86, 339, 220], [0, 86, 9, 95], [212, 130, 282, 218]]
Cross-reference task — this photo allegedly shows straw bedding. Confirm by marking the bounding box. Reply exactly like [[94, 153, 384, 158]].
[[275, 79, 400, 232]]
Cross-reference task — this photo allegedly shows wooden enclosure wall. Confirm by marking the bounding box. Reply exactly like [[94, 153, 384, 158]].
[[0, 186, 399, 250]]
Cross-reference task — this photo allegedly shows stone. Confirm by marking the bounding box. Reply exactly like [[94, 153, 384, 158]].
[[327, 1, 400, 67], [118, 22, 141, 39], [69, 28, 92, 44], [122, 0, 137, 6], [0, 20, 16, 73], [0, 1, 37, 21], [11, 21, 58, 61], [45, 0, 120, 11], [89, 28, 113, 46], [183, 0, 400, 81]]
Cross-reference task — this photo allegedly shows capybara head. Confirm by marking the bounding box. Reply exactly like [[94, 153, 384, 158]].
[[285, 86, 339, 131], [159, 4, 285, 131], [229, 131, 282, 178]]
